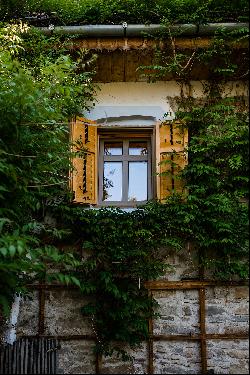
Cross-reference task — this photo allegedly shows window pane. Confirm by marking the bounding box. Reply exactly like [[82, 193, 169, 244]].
[[128, 162, 147, 202], [104, 142, 123, 155], [103, 162, 122, 201], [129, 141, 148, 155]]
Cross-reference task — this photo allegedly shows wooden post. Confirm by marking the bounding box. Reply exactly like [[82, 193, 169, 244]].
[[38, 286, 46, 336], [199, 288, 208, 374], [147, 291, 154, 374], [95, 352, 102, 374]]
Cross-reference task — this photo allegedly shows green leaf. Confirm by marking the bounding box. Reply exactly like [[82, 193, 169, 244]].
[[70, 276, 81, 288], [0, 247, 8, 256], [8, 245, 16, 257]]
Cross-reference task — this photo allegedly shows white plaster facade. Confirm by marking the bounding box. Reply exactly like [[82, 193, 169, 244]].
[[87, 81, 248, 125]]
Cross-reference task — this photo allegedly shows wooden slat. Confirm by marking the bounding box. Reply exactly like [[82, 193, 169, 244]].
[[0, 338, 58, 374], [111, 51, 126, 81], [71, 117, 98, 204], [94, 53, 112, 82], [125, 51, 140, 82], [40, 339, 44, 375], [156, 121, 188, 200]]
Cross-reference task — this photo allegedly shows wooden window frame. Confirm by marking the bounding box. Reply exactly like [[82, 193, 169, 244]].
[[98, 129, 153, 207]]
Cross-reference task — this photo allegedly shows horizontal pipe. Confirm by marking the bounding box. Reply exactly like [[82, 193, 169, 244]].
[[36, 23, 249, 37], [38, 24, 124, 37]]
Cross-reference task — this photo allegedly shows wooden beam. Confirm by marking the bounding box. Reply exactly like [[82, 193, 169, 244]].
[[20, 332, 249, 341], [68, 37, 248, 51], [147, 291, 154, 375], [199, 288, 207, 374], [144, 280, 249, 290]]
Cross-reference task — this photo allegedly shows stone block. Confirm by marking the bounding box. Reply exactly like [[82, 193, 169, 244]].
[[154, 342, 201, 374], [234, 287, 249, 299], [153, 290, 200, 335], [44, 290, 93, 336], [16, 292, 39, 336], [57, 340, 95, 374], [205, 287, 249, 334], [207, 340, 249, 375]]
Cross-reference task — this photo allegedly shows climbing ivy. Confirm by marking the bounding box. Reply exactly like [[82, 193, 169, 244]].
[[57, 207, 169, 358], [139, 23, 249, 278], [0, 2, 249, 359]]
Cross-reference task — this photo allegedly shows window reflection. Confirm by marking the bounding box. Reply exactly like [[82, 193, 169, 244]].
[[129, 141, 148, 155], [104, 142, 123, 156], [103, 162, 122, 201], [128, 162, 147, 201]]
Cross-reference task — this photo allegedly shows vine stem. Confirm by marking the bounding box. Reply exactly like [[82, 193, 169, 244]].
[[180, 50, 196, 72], [27, 181, 68, 188], [1, 152, 37, 158]]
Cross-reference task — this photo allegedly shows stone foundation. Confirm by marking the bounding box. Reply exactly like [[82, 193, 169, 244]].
[[6, 254, 249, 374]]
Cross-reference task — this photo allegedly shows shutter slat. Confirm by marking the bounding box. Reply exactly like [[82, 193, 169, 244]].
[[156, 121, 188, 201], [71, 117, 98, 204]]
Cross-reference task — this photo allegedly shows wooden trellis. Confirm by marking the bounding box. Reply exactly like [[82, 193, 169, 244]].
[[16, 279, 248, 374], [144, 280, 248, 374]]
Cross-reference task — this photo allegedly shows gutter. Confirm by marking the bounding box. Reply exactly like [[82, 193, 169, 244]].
[[37, 23, 249, 37]]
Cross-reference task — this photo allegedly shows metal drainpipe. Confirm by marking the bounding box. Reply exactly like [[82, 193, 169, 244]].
[[36, 23, 248, 37]]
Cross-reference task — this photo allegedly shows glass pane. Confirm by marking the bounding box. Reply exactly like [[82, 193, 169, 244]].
[[129, 141, 148, 155], [128, 162, 147, 202], [104, 142, 123, 155], [103, 162, 122, 201]]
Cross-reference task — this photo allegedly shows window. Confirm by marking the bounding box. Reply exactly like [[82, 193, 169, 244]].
[[71, 117, 188, 206], [99, 137, 152, 206]]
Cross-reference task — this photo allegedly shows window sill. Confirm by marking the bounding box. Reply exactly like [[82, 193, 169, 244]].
[[72, 201, 149, 211], [86, 206, 142, 212]]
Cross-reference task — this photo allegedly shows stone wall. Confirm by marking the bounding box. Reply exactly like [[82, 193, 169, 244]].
[[8, 253, 249, 374]]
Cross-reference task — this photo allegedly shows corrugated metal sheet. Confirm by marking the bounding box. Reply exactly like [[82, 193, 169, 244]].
[[0, 338, 58, 374]]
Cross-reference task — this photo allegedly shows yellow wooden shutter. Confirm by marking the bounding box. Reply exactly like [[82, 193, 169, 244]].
[[156, 120, 188, 201], [71, 116, 97, 204]]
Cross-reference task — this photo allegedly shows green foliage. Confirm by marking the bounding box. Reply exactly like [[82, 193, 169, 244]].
[[139, 25, 249, 82], [53, 206, 177, 356], [140, 25, 249, 279], [0, 3, 249, 360], [178, 99, 249, 278], [0, 23, 164, 357], [0, 0, 249, 25], [0, 23, 96, 317]]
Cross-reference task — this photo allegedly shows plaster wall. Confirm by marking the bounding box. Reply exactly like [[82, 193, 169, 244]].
[[87, 81, 248, 125]]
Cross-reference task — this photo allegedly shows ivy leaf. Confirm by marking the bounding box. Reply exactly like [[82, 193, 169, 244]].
[[8, 245, 16, 257]]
